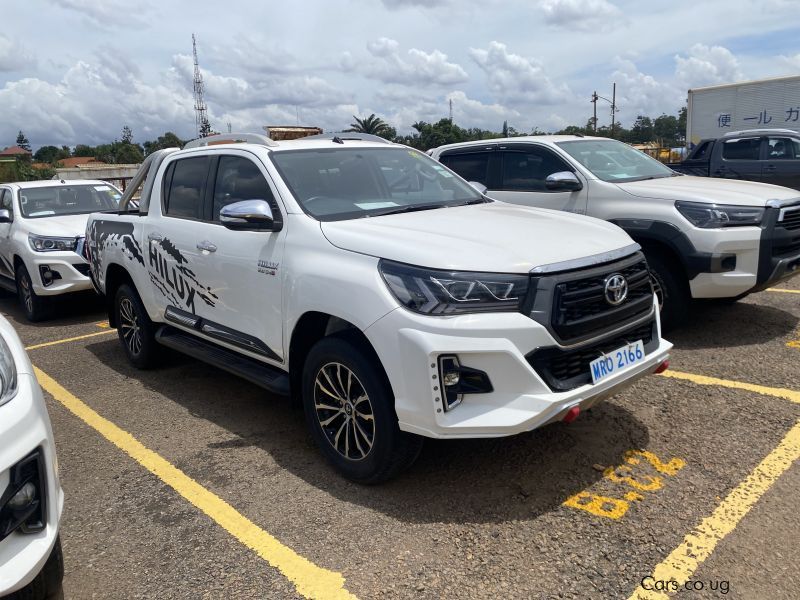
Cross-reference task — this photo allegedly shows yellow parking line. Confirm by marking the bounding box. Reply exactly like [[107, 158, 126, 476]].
[[628, 420, 800, 599], [34, 366, 357, 600], [767, 288, 800, 294], [661, 370, 800, 405], [25, 329, 116, 350]]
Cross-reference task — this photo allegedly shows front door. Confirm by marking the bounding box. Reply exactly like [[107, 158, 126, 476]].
[[488, 144, 588, 214], [762, 136, 800, 190], [0, 189, 15, 278]]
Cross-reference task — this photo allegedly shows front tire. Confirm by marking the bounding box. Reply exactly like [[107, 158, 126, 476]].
[[115, 284, 160, 369], [16, 264, 52, 322], [9, 535, 64, 599], [647, 252, 690, 331], [302, 336, 422, 484]]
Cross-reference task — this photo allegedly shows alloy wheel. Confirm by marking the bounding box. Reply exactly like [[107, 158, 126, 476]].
[[314, 362, 375, 461], [19, 274, 33, 314], [119, 297, 142, 356]]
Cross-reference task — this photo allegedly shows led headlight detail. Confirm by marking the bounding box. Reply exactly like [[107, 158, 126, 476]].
[[675, 201, 765, 228], [379, 259, 528, 315], [0, 333, 18, 408], [28, 234, 79, 252]]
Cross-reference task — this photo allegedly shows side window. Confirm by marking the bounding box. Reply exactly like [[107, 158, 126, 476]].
[[164, 156, 210, 220], [500, 148, 572, 192], [212, 156, 275, 220], [767, 137, 797, 160], [691, 141, 712, 160], [721, 138, 761, 161], [439, 152, 491, 185], [0, 190, 11, 214]]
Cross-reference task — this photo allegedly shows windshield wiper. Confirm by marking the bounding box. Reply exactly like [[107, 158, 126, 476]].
[[371, 203, 448, 217], [455, 197, 490, 206]]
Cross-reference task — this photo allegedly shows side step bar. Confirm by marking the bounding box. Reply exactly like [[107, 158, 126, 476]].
[[155, 326, 290, 396]]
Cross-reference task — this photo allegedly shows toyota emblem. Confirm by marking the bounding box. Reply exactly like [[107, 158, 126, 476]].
[[604, 273, 628, 306]]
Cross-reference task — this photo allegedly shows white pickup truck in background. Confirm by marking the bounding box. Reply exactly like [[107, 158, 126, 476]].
[[84, 132, 671, 483], [431, 135, 800, 328]]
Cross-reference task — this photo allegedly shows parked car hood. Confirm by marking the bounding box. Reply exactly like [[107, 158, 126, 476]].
[[321, 202, 634, 273], [23, 213, 93, 237], [617, 175, 800, 206]]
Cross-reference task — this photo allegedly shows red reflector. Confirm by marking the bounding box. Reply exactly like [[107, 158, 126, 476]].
[[563, 406, 580, 424], [654, 360, 670, 374]]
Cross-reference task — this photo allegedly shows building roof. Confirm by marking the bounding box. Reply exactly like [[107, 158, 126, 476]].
[[58, 156, 104, 168], [0, 146, 32, 156]]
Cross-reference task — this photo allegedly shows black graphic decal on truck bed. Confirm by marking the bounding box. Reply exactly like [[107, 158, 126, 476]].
[[88, 220, 145, 282]]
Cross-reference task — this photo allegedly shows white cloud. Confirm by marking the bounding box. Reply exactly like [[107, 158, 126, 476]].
[[380, 0, 450, 9], [611, 58, 683, 121], [537, 0, 623, 32], [469, 41, 572, 105], [674, 44, 744, 88], [0, 33, 35, 72], [363, 38, 468, 86], [778, 53, 800, 71], [46, 0, 152, 27]]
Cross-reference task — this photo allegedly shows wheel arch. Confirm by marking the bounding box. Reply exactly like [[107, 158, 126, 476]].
[[288, 311, 387, 404], [104, 263, 136, 327]]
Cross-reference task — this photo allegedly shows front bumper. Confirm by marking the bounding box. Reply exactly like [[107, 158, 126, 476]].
[[25, 252, 93, 296], [0, 374, 63, 596], [366, 299, 671, 439]]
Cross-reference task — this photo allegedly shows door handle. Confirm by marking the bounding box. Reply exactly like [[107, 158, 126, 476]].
[[196, 240, 217, 253], [764, 164, 777, 172], [148, 232, 163, 242]]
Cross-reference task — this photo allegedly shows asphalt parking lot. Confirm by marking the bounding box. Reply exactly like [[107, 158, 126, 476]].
[[3, 283, 800, 599]]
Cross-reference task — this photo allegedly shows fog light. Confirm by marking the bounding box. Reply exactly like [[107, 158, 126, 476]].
[[443, 370, 460, 387], [7, 482, 36, 510]]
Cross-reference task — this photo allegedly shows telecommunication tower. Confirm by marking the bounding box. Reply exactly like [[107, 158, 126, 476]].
[[192, 34, 212, 138]]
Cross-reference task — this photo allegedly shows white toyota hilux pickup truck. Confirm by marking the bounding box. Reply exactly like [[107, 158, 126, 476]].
[[85, 133, 671, 483], [431, 136, 800, 328], [0, 180, 121, 321]]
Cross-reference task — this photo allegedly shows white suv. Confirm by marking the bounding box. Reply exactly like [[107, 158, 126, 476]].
[[0, 314, 64, 598], [0, 180, 122, 321], [431, 136, 800, 328], [86, 133, 671, 483]]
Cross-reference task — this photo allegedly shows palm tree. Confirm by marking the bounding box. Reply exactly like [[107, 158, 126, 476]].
[[346, 114, 396, 140]]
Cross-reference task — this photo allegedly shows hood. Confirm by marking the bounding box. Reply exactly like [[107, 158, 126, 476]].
[[617, 175, 800, 206], [321, 202, 634, 273], [23, 213, 93, 237]]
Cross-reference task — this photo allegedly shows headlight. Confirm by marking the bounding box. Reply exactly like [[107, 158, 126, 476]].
[[28, 234, 78, 252], [675, 201, 765, 228], [379, 259, 528, 315], [0, 334, 18, 407]]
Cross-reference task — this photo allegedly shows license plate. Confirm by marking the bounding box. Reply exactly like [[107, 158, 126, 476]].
[[589, 340, 645, 384]]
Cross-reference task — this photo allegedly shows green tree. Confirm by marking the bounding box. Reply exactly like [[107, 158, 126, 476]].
[[346, 114, 397, 140], [653, 114, 680, 147], [33, 145, 62, 163], [143, 132, 185, 156], [121, 125, 134, 144], [15, 131, 31, 151], [629, 115, 654, 143], [74, 144, 96, 157], [677, 106, 687, 143]]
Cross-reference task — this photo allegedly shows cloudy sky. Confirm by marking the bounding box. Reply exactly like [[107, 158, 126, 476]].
[[2, 0, 800, 149]]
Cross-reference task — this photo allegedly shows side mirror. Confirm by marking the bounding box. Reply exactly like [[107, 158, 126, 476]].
[[220, 200, 276, 231], [468, 181, 488, 195], [0, 209, 11, 223], [545, 171, 583, 192]]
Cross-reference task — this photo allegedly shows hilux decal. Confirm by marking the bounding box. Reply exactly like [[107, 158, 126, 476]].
[[257, 259, 279, 276], [148, 236, 218, 313]]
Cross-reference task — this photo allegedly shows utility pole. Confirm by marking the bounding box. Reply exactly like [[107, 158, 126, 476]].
[[610, 82, 616, 139], [449, 98, 453, 122], [192, 34, 212, 138], [591, 91, 598, 132]]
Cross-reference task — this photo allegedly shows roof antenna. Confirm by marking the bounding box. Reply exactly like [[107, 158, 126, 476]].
[[331, 136, 344, 144]]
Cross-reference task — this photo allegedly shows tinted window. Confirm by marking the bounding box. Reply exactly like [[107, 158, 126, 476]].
[[270, 147, 483, 222], [213, 156, 275, 220], [500, 148, 571, 191], [18, 184, 119, 218], [0, 190, 10, 213], [165, 157, 210, 219], [691, 141, 712, 160], [439, 152, 491, 185], [767, 137, 798, 160], [722, 138, 761, 161]]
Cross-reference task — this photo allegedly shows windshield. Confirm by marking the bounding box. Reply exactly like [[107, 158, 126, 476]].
[[556, 139, 675, 182], [270, 147, 484, 221], [19, 184, 121, 218]]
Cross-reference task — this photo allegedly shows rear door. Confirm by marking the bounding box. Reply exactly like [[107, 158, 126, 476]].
[[489, 143, 588, 214], [761, 136, 800, 190], [0, 188, 14, 278], [438, 144, 497, 189]]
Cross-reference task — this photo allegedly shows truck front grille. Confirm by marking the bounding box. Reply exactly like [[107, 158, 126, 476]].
[[527, 319, 657, 392], [523, 251, 655, 345], [778, 207, 800, 231]]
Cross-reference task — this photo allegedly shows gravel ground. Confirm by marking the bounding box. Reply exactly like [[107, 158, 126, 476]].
[[2, 283, 799, 599]]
